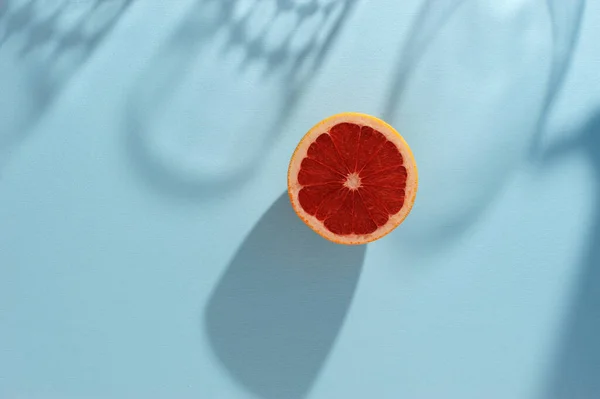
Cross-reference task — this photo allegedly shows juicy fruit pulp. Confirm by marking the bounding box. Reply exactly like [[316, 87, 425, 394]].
[[297, 122, 407, 236]]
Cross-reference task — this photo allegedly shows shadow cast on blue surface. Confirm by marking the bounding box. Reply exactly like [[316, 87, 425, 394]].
[[530, 0, 586, 158], [0, 0, 131, 161], [204, 193, 366, 399], [381, 0, 500, 252], [382, 0, 467, 124], [382, 0, 585, 251], [125, 0, 358, 199], [540, 112, 600, 399]]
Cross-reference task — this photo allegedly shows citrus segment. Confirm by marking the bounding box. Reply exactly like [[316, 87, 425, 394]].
[[288, 113, 418, 245]]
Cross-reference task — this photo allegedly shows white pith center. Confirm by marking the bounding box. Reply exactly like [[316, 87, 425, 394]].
[[344, 172, 361, 190]]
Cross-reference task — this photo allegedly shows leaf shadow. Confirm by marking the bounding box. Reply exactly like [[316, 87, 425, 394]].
[[382, 0, 585, 250], [539, 111, 600, 399], [124, 0, 359, 200], [0, 0, 132, 163]]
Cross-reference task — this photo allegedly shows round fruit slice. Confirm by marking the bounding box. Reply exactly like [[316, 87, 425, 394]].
[[288, 112, 418, 245]]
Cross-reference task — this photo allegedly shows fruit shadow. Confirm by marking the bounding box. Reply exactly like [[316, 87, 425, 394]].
[[0, 0, 132, 164], [539, 111, 600, 399], [204, 193, 366, 399], [381, 0, 584, 250], [124, 0, 359, 200]]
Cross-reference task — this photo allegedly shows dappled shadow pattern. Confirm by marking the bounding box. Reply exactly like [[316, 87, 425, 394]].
[[0, 0, 131, 161], [126, 0, 358, 198], [205, 193, 366, 399]]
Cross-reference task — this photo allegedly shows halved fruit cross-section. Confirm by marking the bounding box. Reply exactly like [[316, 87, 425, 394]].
[[288, 113, 418, 245]]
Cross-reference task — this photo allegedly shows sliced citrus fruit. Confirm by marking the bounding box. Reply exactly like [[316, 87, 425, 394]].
[[288, 112, 418, 245]]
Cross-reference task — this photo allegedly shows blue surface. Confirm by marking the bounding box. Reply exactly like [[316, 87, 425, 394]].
[[1, 1, 599, 398]]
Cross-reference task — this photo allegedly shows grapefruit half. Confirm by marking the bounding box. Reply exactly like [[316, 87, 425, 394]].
[[288, 113, 418, 245]]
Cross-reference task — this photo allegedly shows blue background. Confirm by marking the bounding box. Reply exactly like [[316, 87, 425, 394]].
[[1, 1, 599, 398]]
